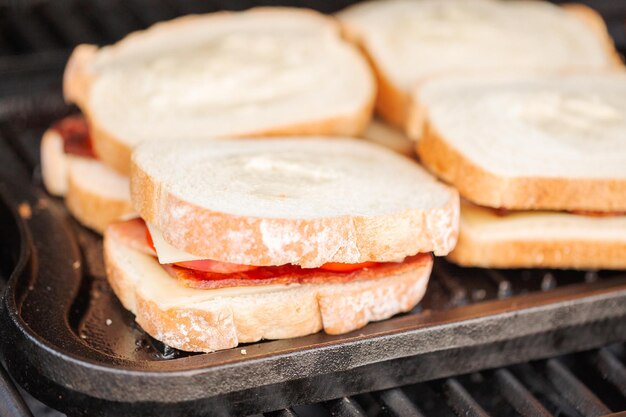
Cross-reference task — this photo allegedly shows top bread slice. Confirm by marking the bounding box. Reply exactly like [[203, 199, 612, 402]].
[[338, 0, 622, 129], [131, 138, 459, 268], [413, 74, 626, 212], [64, 8, 375, 175]]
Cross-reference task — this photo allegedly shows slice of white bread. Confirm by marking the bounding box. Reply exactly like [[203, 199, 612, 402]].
[[66, 158, 134, 233], [361, 119, 415, 157], [413, 74, 626, 212], [104, 224, 432, 352], [131, 138, 459, 268], [338, 0, 621, 128], [64, 8, 376, 175], [40, 127, 70, 196], [449, 202, 626, 269], [40, 127, 134, 233]]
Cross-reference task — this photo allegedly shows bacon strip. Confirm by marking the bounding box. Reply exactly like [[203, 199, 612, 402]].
[[52, 115, 96, 159], [167, 253, 431, 289]]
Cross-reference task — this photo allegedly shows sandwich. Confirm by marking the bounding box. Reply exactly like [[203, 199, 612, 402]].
[[104, 138, 459, 352], [338, 0, 621, 129], [41, 7, 375, 232], [411, 73, 626, 269]]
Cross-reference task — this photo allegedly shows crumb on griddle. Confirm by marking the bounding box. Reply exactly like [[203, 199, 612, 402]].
[[18, 202, 32, 219]]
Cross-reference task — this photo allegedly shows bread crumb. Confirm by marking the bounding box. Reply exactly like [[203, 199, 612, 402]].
[[105, 319, 112, 326], [72, 261, 81, 269], [240, 349, 247, 355], [18, 202, 31, 219]]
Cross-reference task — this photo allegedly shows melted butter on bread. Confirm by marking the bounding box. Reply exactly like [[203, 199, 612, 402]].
[[513, 92, 625, 145]]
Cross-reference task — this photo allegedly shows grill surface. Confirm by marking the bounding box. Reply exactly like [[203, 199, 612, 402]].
[[0, 1, 625, 417]]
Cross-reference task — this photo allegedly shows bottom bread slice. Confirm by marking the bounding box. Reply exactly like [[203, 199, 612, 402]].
[[66, 158, 134, 233], [448, 202, 626, 269], [104, 228, 432, 352]]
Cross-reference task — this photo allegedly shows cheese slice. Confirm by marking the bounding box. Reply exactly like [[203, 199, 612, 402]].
[[146, 223, 205, 264]]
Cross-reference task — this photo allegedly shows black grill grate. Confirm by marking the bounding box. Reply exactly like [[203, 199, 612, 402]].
[[286, 345, 626, 417]]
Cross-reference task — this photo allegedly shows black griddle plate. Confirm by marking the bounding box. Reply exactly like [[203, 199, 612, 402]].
[[1, 94, 626, 417]]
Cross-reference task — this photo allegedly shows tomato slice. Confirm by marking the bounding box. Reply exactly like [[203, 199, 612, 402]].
[[319, 261, 377, 272], [175, 259, 259, 274]]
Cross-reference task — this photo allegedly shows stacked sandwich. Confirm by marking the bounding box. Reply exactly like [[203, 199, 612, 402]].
[[340, 0, 626, 270], [105, 138, 459, 351], [414, 75, 626, 269]]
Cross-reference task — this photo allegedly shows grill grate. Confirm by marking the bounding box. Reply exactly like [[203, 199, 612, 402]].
[[282, 345, 626, 417]]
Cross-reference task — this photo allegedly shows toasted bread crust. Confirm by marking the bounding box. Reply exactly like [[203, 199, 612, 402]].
[[63, 8, 376, 175], [369, 55, 409, 130], [66, 169, 134, 234], [63, 44, 98, 108], [340, 22, 408, 130], [449, 233, 626, 269], [104, 230, 432, 352], [131, 155, 459, 267], [562, 4, 624, 68], [417, 121, 626, 212]]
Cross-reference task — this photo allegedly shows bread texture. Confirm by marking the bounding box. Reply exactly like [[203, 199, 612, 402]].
[[361, 119, 415, 157], [65, 157, 134, 233], [104, 225, 432, 352], [338, 0, 621, 129], [449, 202, 626, 269], [414, 74, 626, 212], [131, 138, 459, 268], [64, 8, 375, 175], [40, 128, 70, 196]]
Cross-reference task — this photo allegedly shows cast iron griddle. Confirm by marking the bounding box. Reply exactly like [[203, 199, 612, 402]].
[[1, 94, 626, 417]]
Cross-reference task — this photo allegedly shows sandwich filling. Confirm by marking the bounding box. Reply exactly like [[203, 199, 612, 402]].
[[52, 115, 95, 158], [483, 204, 626, 218], [109, 218, 430, 290]]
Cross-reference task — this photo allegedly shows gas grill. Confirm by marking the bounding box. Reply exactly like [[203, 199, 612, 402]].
[[1, 1, 626, 416]]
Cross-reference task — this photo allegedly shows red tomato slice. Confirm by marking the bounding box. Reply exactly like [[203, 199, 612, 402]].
[[175, 259, 259, 274], [319, 261, 377, 272]]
